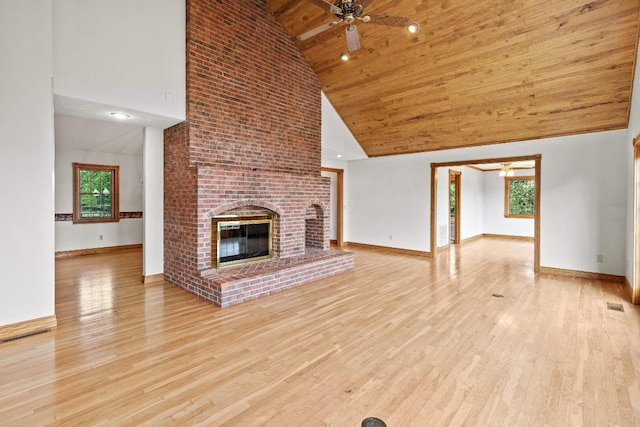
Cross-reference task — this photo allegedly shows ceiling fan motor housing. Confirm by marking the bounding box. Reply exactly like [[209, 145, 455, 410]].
[[334, 0, 364, 19]]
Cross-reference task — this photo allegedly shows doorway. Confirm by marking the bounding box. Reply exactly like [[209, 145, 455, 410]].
[[430, 155, 541, 272], [321, 167, 344, 247], [449, 170, 461, 244]]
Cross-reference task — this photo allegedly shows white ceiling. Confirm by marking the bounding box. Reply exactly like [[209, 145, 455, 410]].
[[54, 113, 144, 155], [54, 95, 183, 129], [53, 93, 189, 156]]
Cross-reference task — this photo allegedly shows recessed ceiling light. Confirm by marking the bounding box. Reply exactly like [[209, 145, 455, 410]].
[[337, 154, 343, 158], [340, 52, 350, 61], [110, 112, 130, 120], [407, 21, 420, 34]]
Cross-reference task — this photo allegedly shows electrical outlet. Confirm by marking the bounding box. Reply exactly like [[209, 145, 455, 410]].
[[99, 235, 103, 240], [389, 235, 393, 241], [596, 254, 603, 263]]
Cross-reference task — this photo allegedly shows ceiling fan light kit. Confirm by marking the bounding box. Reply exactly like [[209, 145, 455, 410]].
[[499, 163, 515, 177], [298, 0, 415, 59]]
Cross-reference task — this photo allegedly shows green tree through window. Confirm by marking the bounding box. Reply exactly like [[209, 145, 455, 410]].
[[505, 176, 534, 218], [450, 183, 456, 214], [73, 163, 120, 224]]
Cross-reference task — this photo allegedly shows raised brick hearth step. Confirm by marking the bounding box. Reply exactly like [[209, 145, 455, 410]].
[[197, 250, 354, 307]]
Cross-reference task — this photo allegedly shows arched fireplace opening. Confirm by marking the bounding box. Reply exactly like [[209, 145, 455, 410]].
[[210, 205, 280, 268]]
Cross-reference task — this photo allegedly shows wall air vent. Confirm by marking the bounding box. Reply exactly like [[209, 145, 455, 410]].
[[1, 328, 50, 344]]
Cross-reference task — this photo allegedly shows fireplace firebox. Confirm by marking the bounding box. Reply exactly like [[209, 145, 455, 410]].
[[213, 215, 272, 267]]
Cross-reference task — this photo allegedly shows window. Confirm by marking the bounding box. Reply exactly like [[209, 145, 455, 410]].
[[72, 163, 119, 224], [504, 176, 534, 218]]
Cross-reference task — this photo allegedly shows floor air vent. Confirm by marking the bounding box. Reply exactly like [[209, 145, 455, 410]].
[[606, 302, 624, 312]]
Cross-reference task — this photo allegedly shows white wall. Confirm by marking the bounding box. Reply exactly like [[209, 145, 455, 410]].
[[143, 128, 164, 277], [52, 0, 185, 121], [321, 93, 367, 161], [349, 155, 430, 252], [0, 0, 56, 326], [457, 166, 484, 240], [436, 167, 450, 247], [55, 147, 144, 252], [348, 129, 627, 275], [483, 169, 535, 237], [541, 134, 626, 274], [56, 219, 143, 252]]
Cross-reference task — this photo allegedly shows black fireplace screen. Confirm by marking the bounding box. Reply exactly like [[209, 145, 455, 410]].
[[216, 218, 272, 266]]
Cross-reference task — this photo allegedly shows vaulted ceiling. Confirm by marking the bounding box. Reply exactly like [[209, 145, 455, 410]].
[[266, 0, 640, 157]]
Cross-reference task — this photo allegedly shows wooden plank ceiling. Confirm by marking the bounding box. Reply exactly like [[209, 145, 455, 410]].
[[265, 0, 640, 157]]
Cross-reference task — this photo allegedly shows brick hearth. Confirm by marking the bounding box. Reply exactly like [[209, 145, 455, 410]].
[[199, 249, 354, 308], [163, 0, 354, 307]]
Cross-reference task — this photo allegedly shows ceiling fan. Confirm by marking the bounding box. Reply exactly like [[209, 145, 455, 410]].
[[297, 0, 416, 53]]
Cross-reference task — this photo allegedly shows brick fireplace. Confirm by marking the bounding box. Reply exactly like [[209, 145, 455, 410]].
[[163, 0, 354, 307]]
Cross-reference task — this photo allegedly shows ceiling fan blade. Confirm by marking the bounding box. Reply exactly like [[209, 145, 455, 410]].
[[366, 14, 409, 27], [306, 0, 342, 15], [345, 25, 361, 52], [297, 21, 341, 41]]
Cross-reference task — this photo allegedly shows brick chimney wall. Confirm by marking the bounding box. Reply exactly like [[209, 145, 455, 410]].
[[185, 0, 321, 172], [163, 0, 352, 306]]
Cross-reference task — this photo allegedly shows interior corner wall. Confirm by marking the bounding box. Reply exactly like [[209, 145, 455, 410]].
[[348, 129, 627, 276], [0, 0, 56, 326], [321, 92, 367, 160]]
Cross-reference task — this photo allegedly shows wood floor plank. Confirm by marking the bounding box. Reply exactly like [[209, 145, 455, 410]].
[[1, 240, 639, 426]]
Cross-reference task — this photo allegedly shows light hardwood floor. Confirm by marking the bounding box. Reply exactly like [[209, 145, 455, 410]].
[[1, 239, 639, 426]]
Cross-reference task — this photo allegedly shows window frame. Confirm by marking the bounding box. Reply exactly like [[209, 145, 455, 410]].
[[504, 175, 535, 219], [72, 162, 120, 224]]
